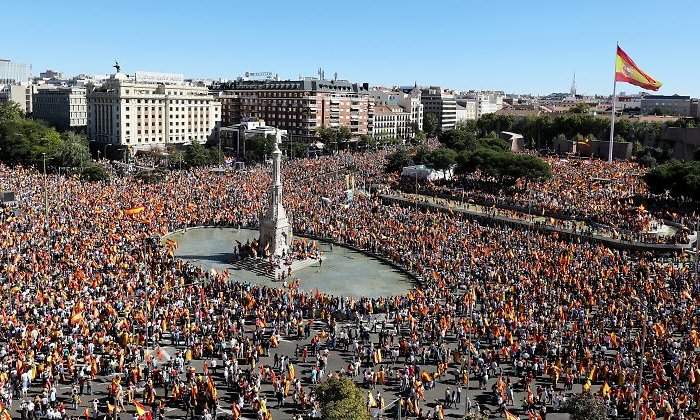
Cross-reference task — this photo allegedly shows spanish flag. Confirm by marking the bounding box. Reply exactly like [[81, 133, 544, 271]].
[[124, 206, 145, 216], [70, 310, 84, 326], [504, 410, 519, 420], [615, 46, 661, 91], [133, 400, 147, 417], [0, 403, 10, 420]]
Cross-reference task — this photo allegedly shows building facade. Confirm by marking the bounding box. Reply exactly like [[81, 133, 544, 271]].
[[87, 72, 221, 149], [87, 72, 221, 150], [373, 105, 411, 142], [641, 95, 691, 116], [0, 84, 36, 114], [455, 99, 477, 122], [219, 118, 287, 157], [0, 59, 31, 85], [33, 86, 87, 130], [370, 88, 423, 135], [458, 90, 504, 118], [421, 87, 456, 131], [211, 78, 373, 141]]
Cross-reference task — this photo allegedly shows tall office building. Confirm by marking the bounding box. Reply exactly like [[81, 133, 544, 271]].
[[87, 72, 221, 150], [211, 78, 374, 141], [33, 86, 88, 130], [420, 87, 456, 131]]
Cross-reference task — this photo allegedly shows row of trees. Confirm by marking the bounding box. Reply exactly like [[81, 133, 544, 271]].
[[645, 160, 700, 200], [387, 130, 551, 186], [0, 102, 108, 180], [0, 102, 91, 168], [462, 113, 686, 151], [440, 126, 551, 185]]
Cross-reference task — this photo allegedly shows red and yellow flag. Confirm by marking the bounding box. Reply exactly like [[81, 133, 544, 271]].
[[133, 400, 147, 417], [615, 46, 661, 91], [123, 206, 145, 216], [504, 410, 519, 420]]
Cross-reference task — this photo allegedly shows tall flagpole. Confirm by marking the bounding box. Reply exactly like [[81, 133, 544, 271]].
[[608, 43, 618, 163]]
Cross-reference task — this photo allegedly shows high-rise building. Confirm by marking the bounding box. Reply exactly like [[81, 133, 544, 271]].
[[33, 86, 87, 130], [211, 78, 374, 141], [87, 72, 221, 150], [420, 87, 456, 131], [0, 59, 31, 85]]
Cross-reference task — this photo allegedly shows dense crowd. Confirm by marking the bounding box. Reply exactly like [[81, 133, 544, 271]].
[[0, 149, 698, 420], [397, 157, 696, 244]]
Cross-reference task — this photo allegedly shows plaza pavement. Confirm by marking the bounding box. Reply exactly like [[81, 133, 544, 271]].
[[11, 312, 581, 420]]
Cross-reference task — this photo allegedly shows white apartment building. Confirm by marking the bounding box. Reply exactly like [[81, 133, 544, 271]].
[[455, 99, 478, 122], [373, 105, 411, 142], [87, 72, 221, 150], [459, 90, 505, 118], [370, 88, 423, 135]]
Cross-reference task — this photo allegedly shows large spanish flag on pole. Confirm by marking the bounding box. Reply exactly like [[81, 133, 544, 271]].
[[614, 46, 662, 91], [608, 44, 662, 163]]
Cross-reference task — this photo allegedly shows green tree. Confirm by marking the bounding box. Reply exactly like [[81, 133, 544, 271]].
[[385, 147, 414, 173], [338, 126, 352, 141], [644, 160, 700, 200], [184, 141, 212, 168], [169, 149, 185, 169], [571, 103, 591, 114], [0, 101, 23, 121], [55, 131, 90, 167], [80, 164, 109, 182], [438, 127, 477, 151], [413, 130, 427, 144], [456, 146, 550, 187], [423, 113, 439, 137], [0, 118, 63, 166], [315, 378, 370, 420], [564, 393, 608, 420], [427, 147, 457, 174], [413, 145, 431, 165], [245, 134, 276, 162]]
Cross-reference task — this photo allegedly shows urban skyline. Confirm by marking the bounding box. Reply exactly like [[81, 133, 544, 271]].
[[3, 0, 699, 96]]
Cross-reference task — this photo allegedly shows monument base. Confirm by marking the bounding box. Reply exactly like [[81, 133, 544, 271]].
[[230, 255, 320, 280]]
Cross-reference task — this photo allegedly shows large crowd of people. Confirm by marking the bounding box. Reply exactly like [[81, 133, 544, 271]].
[[396, 157, 696, 244], [0, 148, 698, 420]]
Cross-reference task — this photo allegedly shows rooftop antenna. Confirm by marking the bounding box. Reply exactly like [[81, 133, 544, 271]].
[[113, 60, 121, 73]]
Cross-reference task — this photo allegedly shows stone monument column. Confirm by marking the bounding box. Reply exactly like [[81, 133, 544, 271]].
[[259, 135, 293, 256]]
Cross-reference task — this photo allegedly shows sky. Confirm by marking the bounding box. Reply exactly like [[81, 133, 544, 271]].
[[3, 0, 699, 96]]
